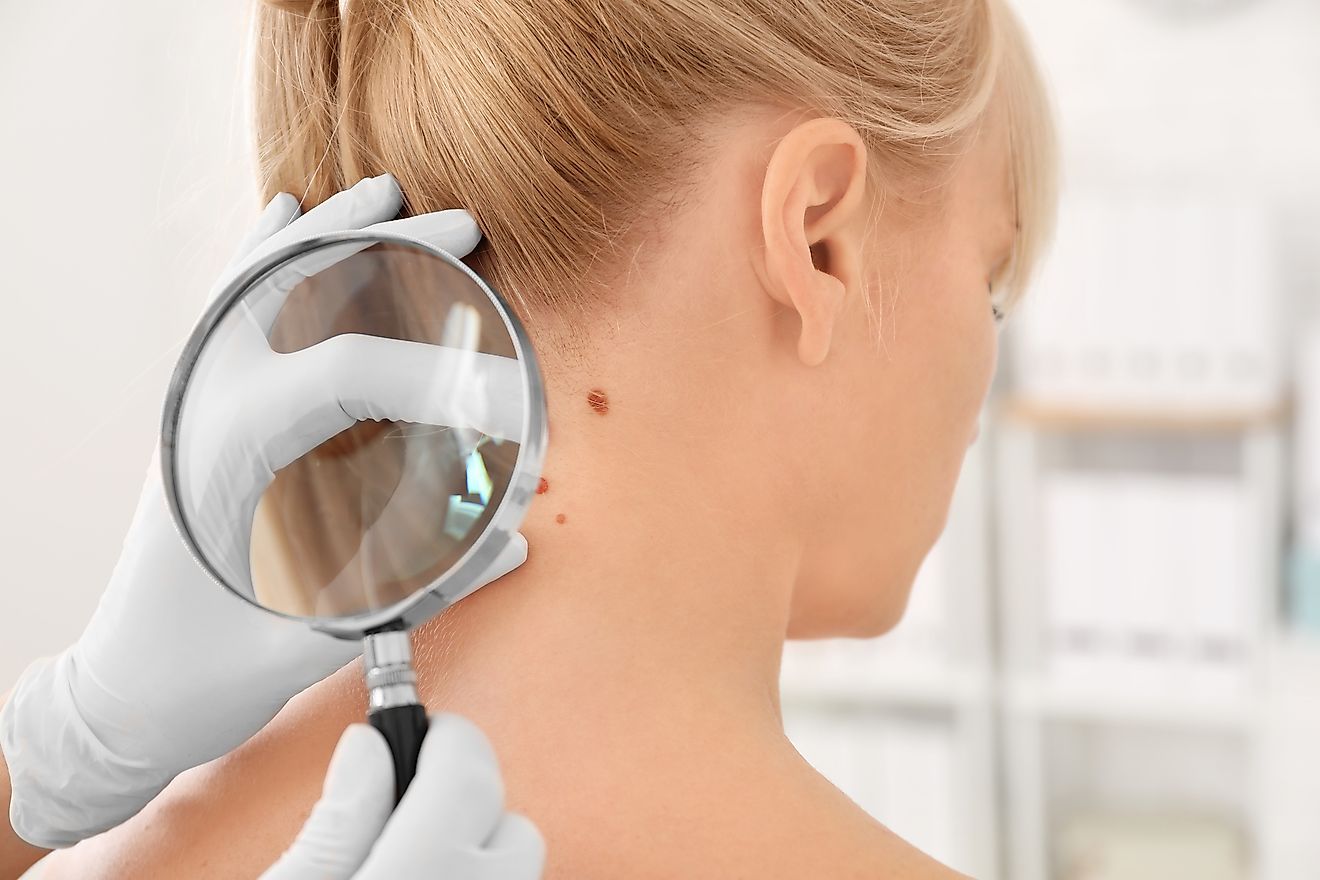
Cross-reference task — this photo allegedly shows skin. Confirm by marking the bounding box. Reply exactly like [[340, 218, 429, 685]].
[[0, 729, 47, 877], [24, 93, 1016, 879]]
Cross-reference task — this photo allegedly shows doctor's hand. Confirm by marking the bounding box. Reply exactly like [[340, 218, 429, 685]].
[[261, 714, 545, 880], [0, 174, 529, 850], [183, 178, 525, 599]]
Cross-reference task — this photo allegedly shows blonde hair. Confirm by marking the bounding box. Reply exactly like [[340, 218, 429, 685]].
[[244, 0, 1058, 608], [252, 0, 1057, 350]]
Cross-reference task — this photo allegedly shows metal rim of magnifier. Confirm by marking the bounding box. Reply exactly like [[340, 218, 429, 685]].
[[159, 228, 548, 640]]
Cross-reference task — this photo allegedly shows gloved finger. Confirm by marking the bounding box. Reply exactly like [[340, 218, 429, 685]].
[[227, 174, 406, 334], [238, 206, 482, 337], [242, 173, 404, 271], [362, 208, 483, 261], [481, 531, 528, 585], [496, 531, 529, 572], [229, 192, 303, 269], [448, 532, 529, 604], [268, 334, 525, 475], [355, 811, 546, 880], [328, 335, 526, 442], [483, 812, 547, 874], [258, 724, 394, 880], [202, 193, 304, 313], [365, 713, 507, 863]]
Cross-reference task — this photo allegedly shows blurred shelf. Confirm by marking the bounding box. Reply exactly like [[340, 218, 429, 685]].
[[779, 665, 992, 712], [996, 396, 1289, 433], [1001, 674, 1259, 731]]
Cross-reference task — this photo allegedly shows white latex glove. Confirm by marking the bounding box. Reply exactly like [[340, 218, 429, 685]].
[[0, 174, 529, 849], [184, 209, 526, 598], [261, 714, 544, 880]]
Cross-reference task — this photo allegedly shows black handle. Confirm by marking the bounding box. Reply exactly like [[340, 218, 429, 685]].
[[369, 703, 430, 804]]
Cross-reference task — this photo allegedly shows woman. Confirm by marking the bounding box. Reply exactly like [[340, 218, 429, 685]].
[[45, 0, 1057, 875]]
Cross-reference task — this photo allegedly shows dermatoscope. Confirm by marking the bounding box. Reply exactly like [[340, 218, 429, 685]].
[[159, 229, 547, 801]]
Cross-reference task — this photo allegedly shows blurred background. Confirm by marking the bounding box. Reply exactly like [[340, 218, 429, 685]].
[[2, 1, 1318, 878]]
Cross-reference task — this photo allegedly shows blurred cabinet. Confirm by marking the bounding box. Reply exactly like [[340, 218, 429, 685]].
[[992, 401, 1286, 880]]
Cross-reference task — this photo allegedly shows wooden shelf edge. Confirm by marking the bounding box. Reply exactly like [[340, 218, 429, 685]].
[[994, 395, 1290, 432]]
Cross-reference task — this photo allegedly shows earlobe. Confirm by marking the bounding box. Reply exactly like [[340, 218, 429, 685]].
[[796, 274, 847, 367], [757, 117, 869, 368]]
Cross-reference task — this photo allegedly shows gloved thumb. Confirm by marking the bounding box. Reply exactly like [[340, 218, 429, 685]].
[[258, 724, 395, 880], [305, 332, 526, 443]]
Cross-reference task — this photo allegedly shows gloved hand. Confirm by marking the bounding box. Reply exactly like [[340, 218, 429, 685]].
[[260, 714, 544, 880], [0, 174, 529, 849], [182, 204, 526, 599]]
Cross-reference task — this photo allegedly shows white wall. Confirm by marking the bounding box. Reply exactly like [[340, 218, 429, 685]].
[[0, 2, 256, 688], [1009, 0, 1320, 325]]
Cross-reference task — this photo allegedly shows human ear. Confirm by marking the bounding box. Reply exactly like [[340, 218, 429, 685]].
[[757, 117, 869, 367]]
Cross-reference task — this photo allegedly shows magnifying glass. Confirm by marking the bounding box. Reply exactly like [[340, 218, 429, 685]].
[[158, 229, 547, 802]]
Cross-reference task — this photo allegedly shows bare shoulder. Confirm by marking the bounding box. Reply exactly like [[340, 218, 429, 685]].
[[35, 670, 967, 880], [750, 766, 972, 880], [40, 666, 363, 880], [529, 741, 974, 880]]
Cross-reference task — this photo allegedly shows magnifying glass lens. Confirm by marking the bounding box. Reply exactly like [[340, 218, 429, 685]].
[[171, 238, 525, 623]]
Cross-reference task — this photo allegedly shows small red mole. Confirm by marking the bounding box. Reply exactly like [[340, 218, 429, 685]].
[[586, 388, 609, 415], [536, 477, 550, 494], [555, 513, 567, 524]]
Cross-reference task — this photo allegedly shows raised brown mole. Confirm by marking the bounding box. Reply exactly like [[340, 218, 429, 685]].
[[586, 388, 609, 414], [555, 513, 567, 524]]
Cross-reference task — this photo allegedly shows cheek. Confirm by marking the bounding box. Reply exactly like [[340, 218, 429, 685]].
[[895, 275, 996, 520], [967, 332, 997, 444], [953, 275, 999, 412], [845, 267, 993, 463], [919, 274, 997, 417], [870, 280, 986, 501]]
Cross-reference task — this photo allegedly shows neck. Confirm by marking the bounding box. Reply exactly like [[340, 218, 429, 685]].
[[410, 371, 799, 755]]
